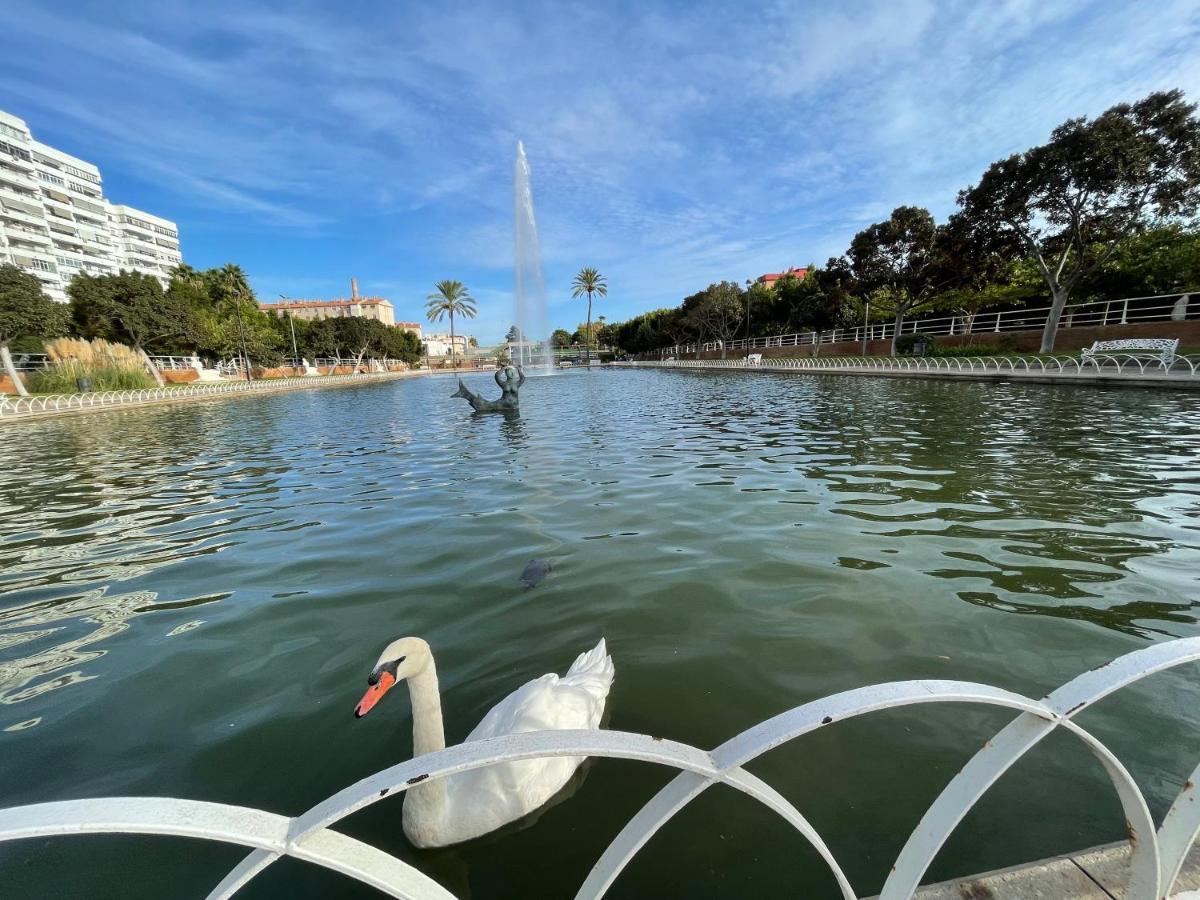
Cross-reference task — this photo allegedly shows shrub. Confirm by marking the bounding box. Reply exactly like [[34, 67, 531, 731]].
[[930, 334, 1020, 357], [27, 338, 156, 393]]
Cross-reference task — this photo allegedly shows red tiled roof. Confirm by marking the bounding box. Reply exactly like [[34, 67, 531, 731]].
[[395, 322, 422, 328], [260, 297, 392, 309]]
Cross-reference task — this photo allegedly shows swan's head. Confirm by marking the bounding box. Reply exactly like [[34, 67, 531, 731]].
[[353, 636, 429, 718]]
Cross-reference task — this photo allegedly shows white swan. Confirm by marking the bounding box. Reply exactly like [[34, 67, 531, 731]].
[[353, 636, 614, 848]]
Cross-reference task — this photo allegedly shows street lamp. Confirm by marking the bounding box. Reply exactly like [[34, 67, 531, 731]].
[[279, 295, 298, 362]]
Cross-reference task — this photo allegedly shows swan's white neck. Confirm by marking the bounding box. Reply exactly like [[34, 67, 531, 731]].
[[402, 650, 448, 839], [406, 656, 445, 757]]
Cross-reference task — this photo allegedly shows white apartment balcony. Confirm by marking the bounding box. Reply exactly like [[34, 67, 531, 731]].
[[0, 185, 44, 215], [52, 233, 85, 251], [0, 150, 35, 172], [0, 203, 45, 228], [0, 166, 38, 192], [6, 228, 52, 247], [39, 183, 71, 204]]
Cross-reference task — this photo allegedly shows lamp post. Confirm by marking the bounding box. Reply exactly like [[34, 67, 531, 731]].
[[233, 294, 252, 382], [744, 278, 753, 357], [861, 300, 870, 357], [279, 295, 298, 362]]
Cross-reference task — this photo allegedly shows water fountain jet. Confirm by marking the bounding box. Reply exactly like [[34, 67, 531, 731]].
[[513, 142, 553, 373]]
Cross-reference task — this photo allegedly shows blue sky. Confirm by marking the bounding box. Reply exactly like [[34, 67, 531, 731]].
[[2, 1, 1198, 343]]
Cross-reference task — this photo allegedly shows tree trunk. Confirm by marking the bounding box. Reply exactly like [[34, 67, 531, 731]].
[[889, 309, 906, 356], [450, 311, 456, 370], [586, 293, 593, 366], [1039, 288, 1069, 353], [0, 343, 29, 397], [139, 346, 166, 388], [720, 338, 727, 359]]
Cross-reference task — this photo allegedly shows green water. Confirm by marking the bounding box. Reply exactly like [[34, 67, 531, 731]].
[[2, 370, 1199, 899]]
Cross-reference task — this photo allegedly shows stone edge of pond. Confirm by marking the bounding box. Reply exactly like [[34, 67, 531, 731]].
[[0, 371, 419, 423], [642, 363, 1200, 390], [861, 840, 1200, 899]]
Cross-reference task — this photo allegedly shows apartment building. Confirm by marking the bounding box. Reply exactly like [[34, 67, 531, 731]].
[[424, 332, 471, 357], [0, 109, 182, 302]]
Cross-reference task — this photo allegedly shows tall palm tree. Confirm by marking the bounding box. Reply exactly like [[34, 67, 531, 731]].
[[571, 268, 607, 365], [218, 263, 253, 381], [426, 280, 476, 370]]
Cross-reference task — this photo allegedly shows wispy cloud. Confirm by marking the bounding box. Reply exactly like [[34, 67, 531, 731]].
[[1, 0, 1198, 341]]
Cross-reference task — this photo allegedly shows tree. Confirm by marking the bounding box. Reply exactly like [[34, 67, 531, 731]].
[[215, 263, 254, 380], [550, 328, 572, 348], [0, 264, 66, 397], [692, 282, 745, 358], [68, 270, 198, 386], [570, 267, 607, 365], [957, 89, 1200, 352], [843, 206, 947, 354], [426, 280, 476, 370]]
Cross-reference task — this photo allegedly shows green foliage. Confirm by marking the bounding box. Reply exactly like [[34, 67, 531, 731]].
[[0, 264, 66, 347], [929, 334, 1020, 357], [69, 269, 200, 352], [27, 367, 155, 393], [550, 328, 572, 347]]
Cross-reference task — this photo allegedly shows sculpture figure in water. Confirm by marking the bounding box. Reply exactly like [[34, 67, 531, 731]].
[[452, 365, 525, 412]]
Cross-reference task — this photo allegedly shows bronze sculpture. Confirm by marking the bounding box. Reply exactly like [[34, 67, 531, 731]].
[[452, 365, 525, 412]]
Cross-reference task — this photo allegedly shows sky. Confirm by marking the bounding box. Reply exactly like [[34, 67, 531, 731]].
[[2, 1, 1198, 344]]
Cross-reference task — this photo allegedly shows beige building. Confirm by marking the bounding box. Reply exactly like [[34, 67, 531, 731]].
[[396, 321, 423, 340], [259, 296, 396, 326]]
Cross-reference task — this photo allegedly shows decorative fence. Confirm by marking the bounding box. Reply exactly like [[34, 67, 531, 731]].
[[666, 291, 1195, 355], [625, 353, 1200, 379], [0, 372, 405, 419], [1, 639, 1199, 899]]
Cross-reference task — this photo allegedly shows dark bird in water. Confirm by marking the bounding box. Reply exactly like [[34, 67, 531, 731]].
[[520, 558, 553, 588]]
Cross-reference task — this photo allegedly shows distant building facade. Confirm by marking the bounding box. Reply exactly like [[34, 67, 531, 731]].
[[756, 267, 809, 289], [0, 108, 183, 302], [259, 297, 396, 327], [395, 321, 423, 340], [424, 332, 470, 357]]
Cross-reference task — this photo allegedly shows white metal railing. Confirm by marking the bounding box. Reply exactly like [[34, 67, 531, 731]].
[[665, 292, 1196, 355], [0, 640, 1197, 898], [624, 353, 1200, 379], [0, 371, 406, 419]]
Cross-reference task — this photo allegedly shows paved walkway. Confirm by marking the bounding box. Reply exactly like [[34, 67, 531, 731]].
[[864, 841, 1200, 899], [0, 371, 413, 422]]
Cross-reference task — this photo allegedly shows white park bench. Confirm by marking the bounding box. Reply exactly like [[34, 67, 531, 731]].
[[1080, 338, 1178, 366]]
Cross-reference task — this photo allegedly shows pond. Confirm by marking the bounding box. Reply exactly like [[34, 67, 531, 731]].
[[2, 369, 1199, 899]]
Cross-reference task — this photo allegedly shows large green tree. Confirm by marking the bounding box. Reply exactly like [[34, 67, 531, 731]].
[[426, 280, 476, 369], [570, 267, 607, 365], [550, 328, 572, 348], [957, 89, 1200, 352], [68, 270, 199, 387], [841, 206, 947, 354], [0, 264, 67, 397]]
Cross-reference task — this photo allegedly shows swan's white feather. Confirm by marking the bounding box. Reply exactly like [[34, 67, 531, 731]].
[[406, 638, 613, 847]]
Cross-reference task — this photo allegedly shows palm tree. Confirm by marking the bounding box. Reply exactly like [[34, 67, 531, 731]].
[[426, 280, 476, 370], [218, 263, 253, 381], [571, 268, 607, 365]]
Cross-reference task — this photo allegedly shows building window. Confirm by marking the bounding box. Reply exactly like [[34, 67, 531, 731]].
[[31, 258, 53, 271]]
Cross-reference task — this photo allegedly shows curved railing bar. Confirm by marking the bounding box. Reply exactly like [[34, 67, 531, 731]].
[[209, 729, 849, 900], [882, 637, 1200, 899], [0, 797, 456, 900], [1156, 759, 1200, 892], [575, 681, 1053, 900]]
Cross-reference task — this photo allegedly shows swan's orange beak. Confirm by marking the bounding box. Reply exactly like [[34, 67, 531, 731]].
[[354, 671, 396, 718]]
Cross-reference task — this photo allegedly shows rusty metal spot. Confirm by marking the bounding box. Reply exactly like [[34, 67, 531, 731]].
[[959, 883, 995, 900], [821, 716, 833, 725], [1126, 819, 1137, 843], [1065, 701, 1087, 716], [1186, 780, 1194, 791], [406, 774, 429, 785], [378, 788, 389, 797]]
